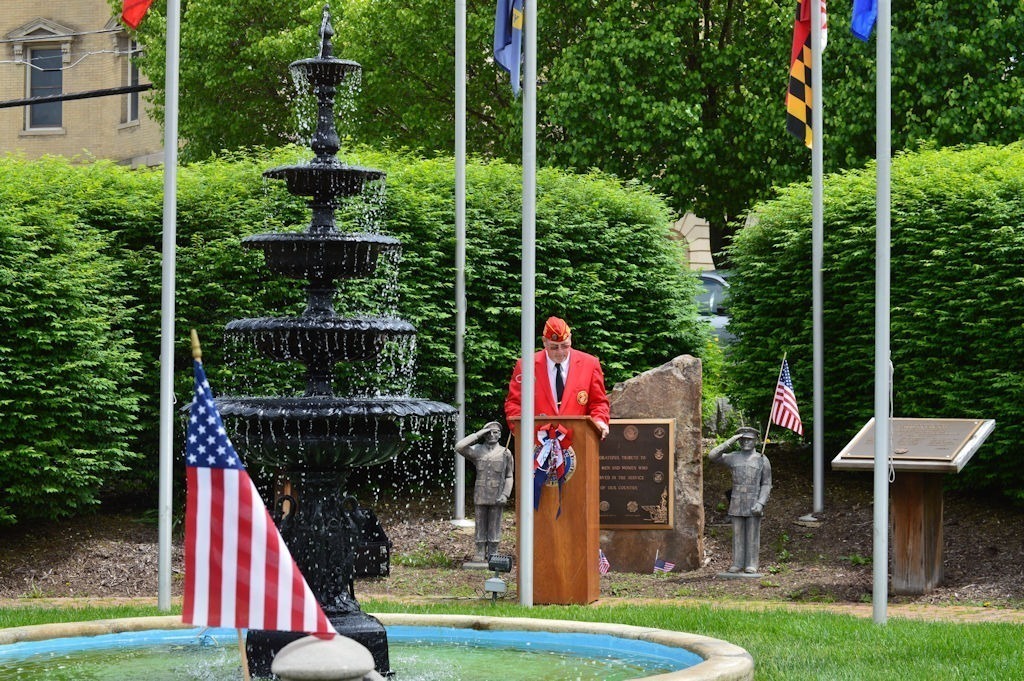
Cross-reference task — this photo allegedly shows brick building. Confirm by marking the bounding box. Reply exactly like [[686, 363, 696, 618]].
[[1, 1, 162, 166]]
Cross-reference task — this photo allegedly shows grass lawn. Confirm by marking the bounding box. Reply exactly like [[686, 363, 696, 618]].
[[1, 600, 1020, 680]]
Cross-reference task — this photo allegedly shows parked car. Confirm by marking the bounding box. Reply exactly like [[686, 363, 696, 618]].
[[696, 270, 734, 342]]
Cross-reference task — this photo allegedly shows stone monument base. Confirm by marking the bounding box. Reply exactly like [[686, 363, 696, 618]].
[[602, 356, 704, 573]]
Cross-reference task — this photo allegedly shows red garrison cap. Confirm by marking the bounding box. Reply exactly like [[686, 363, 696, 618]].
[[543, 316, 571, 342]]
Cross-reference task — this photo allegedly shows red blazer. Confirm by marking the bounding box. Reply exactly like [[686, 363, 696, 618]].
[[504, 349, 610, 431]]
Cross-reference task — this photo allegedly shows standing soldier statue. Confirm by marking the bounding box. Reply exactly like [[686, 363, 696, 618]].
[[708, 426, 772, 575], [455, 421, 514, 562]]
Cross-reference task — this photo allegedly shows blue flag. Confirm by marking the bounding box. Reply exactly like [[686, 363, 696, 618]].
[[494, 0, 524, 95], [851, 0, 877, 41]]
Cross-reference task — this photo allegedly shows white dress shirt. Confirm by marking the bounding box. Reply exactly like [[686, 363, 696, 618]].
[[546, 350, 570, 408]]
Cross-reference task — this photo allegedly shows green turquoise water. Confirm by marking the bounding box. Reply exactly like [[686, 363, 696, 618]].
[[0, 642, 667, 680], [0, 626, 700, 680]]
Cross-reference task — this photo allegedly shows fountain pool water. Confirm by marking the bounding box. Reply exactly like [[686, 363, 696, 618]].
[[0, 614, 753, 680]]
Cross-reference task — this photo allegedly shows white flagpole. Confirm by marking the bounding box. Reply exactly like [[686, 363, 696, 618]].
[[452, 0, 472, 528], [873, 0, 892, 625], [158, 0, 182, 612], [809, 0, 825, 519], [518, 0, 537, 607]]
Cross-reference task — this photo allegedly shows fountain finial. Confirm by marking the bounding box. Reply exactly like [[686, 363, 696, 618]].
[[319, 6, 334, 59]]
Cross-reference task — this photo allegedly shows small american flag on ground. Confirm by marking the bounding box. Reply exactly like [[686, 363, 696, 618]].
[[770, 358, 804, 435], [183, 359, 336, 636], [653, 557, 675, 573], [598, 550, 610, 575]]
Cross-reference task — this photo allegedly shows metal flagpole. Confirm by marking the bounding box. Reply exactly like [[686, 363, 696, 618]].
[[518, 0, 538, 607], [873, 0, 893, 625], [157, 0, 182, 612], [809, 0, 825, 519], [451, 0, 472, 528]]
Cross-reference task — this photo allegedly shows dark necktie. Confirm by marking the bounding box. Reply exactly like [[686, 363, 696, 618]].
[[555, 363, 565, 406]]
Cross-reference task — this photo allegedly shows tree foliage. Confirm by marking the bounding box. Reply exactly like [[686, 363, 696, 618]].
[[337, 0, 513, 158], [123, 0, 325, 161], [726, 143, 1024, 500], [539, 0, 799, 233], [825, 0, 1024, 171], [123, 0, 1024, 234]]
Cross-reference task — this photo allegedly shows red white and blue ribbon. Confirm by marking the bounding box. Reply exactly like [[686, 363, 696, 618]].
[[533, 423, 573, 517]]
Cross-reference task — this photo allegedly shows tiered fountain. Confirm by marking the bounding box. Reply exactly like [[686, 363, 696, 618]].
[[215, 8, 455, 677]]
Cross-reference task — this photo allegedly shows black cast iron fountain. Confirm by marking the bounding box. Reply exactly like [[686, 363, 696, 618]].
[[215, 8, 456, 677]]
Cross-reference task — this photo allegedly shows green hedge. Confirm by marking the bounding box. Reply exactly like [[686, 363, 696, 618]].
[[726, 143, 1024, 500], [0, 158, 143, 524], [0, 149, 704, 521], [156, 147, 705, 428]]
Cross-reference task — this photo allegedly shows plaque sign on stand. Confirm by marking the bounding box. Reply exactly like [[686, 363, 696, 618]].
[[510, 416, 601, 605], [832, 417, 995, 594]]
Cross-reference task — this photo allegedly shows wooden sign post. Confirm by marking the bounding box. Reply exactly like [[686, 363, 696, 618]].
[[832, 417, 995, 595]]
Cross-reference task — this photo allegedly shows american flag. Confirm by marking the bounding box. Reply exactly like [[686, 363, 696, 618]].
[[598, 549, 610, 575], [183, 360, 336, 636], [770, 359, 804, 435], [653, 557, 675, 573]]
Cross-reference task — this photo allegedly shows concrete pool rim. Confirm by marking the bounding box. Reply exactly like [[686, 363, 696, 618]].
[[0, 613, 754, 681]]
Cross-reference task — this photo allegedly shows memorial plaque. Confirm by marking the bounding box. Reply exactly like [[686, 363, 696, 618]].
[[599, 419, 674, 529], [832, 417, 995, 473]]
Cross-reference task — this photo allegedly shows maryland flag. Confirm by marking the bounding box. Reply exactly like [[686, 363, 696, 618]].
[[786, 0, 827, 148]]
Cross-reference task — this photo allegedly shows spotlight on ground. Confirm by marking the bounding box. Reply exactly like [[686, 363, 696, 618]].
[[484, 554, 513, 602]]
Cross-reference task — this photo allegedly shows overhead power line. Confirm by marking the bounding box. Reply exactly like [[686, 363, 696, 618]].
[[0, 83, 153, 110]]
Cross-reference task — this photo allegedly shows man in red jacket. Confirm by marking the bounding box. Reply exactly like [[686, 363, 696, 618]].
[[504, 316, 610, 439]]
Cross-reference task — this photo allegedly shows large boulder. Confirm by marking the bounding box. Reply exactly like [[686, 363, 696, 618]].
[[603, 355, 705, 572]]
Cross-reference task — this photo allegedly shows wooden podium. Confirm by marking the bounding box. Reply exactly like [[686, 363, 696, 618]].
[[510, 416, 601, 605]]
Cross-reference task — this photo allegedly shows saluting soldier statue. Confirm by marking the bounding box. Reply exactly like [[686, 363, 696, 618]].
[[455, 421, 514, 562], [708, 426, 772, 575]]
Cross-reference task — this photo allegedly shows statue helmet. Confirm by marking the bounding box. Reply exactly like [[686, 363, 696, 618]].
[[737, 426, 759, 440]]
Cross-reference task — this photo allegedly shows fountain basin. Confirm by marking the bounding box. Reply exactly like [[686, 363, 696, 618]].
[[225, 316, 415, 365], [262, 164, 384, 198], [289, 57, 362, 86], [242, 232, 400, 281], [217, 395, 456, 468], [0, 614, 754, 681]]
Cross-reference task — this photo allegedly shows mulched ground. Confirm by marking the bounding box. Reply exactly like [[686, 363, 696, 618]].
[[2, 448, 1022, 614]]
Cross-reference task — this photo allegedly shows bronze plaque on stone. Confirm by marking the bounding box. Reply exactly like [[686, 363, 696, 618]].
[[599, 419, 674, 529], [832, 417, 995, 473]]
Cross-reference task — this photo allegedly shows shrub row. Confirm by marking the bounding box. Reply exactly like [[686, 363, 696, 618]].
[[0, 158, 143, 524], [726, 143, 1024, 500], [0, 148, 704, 523]]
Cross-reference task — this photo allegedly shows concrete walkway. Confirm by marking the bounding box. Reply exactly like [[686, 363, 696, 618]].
[[596, 596, 1024, 624]]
